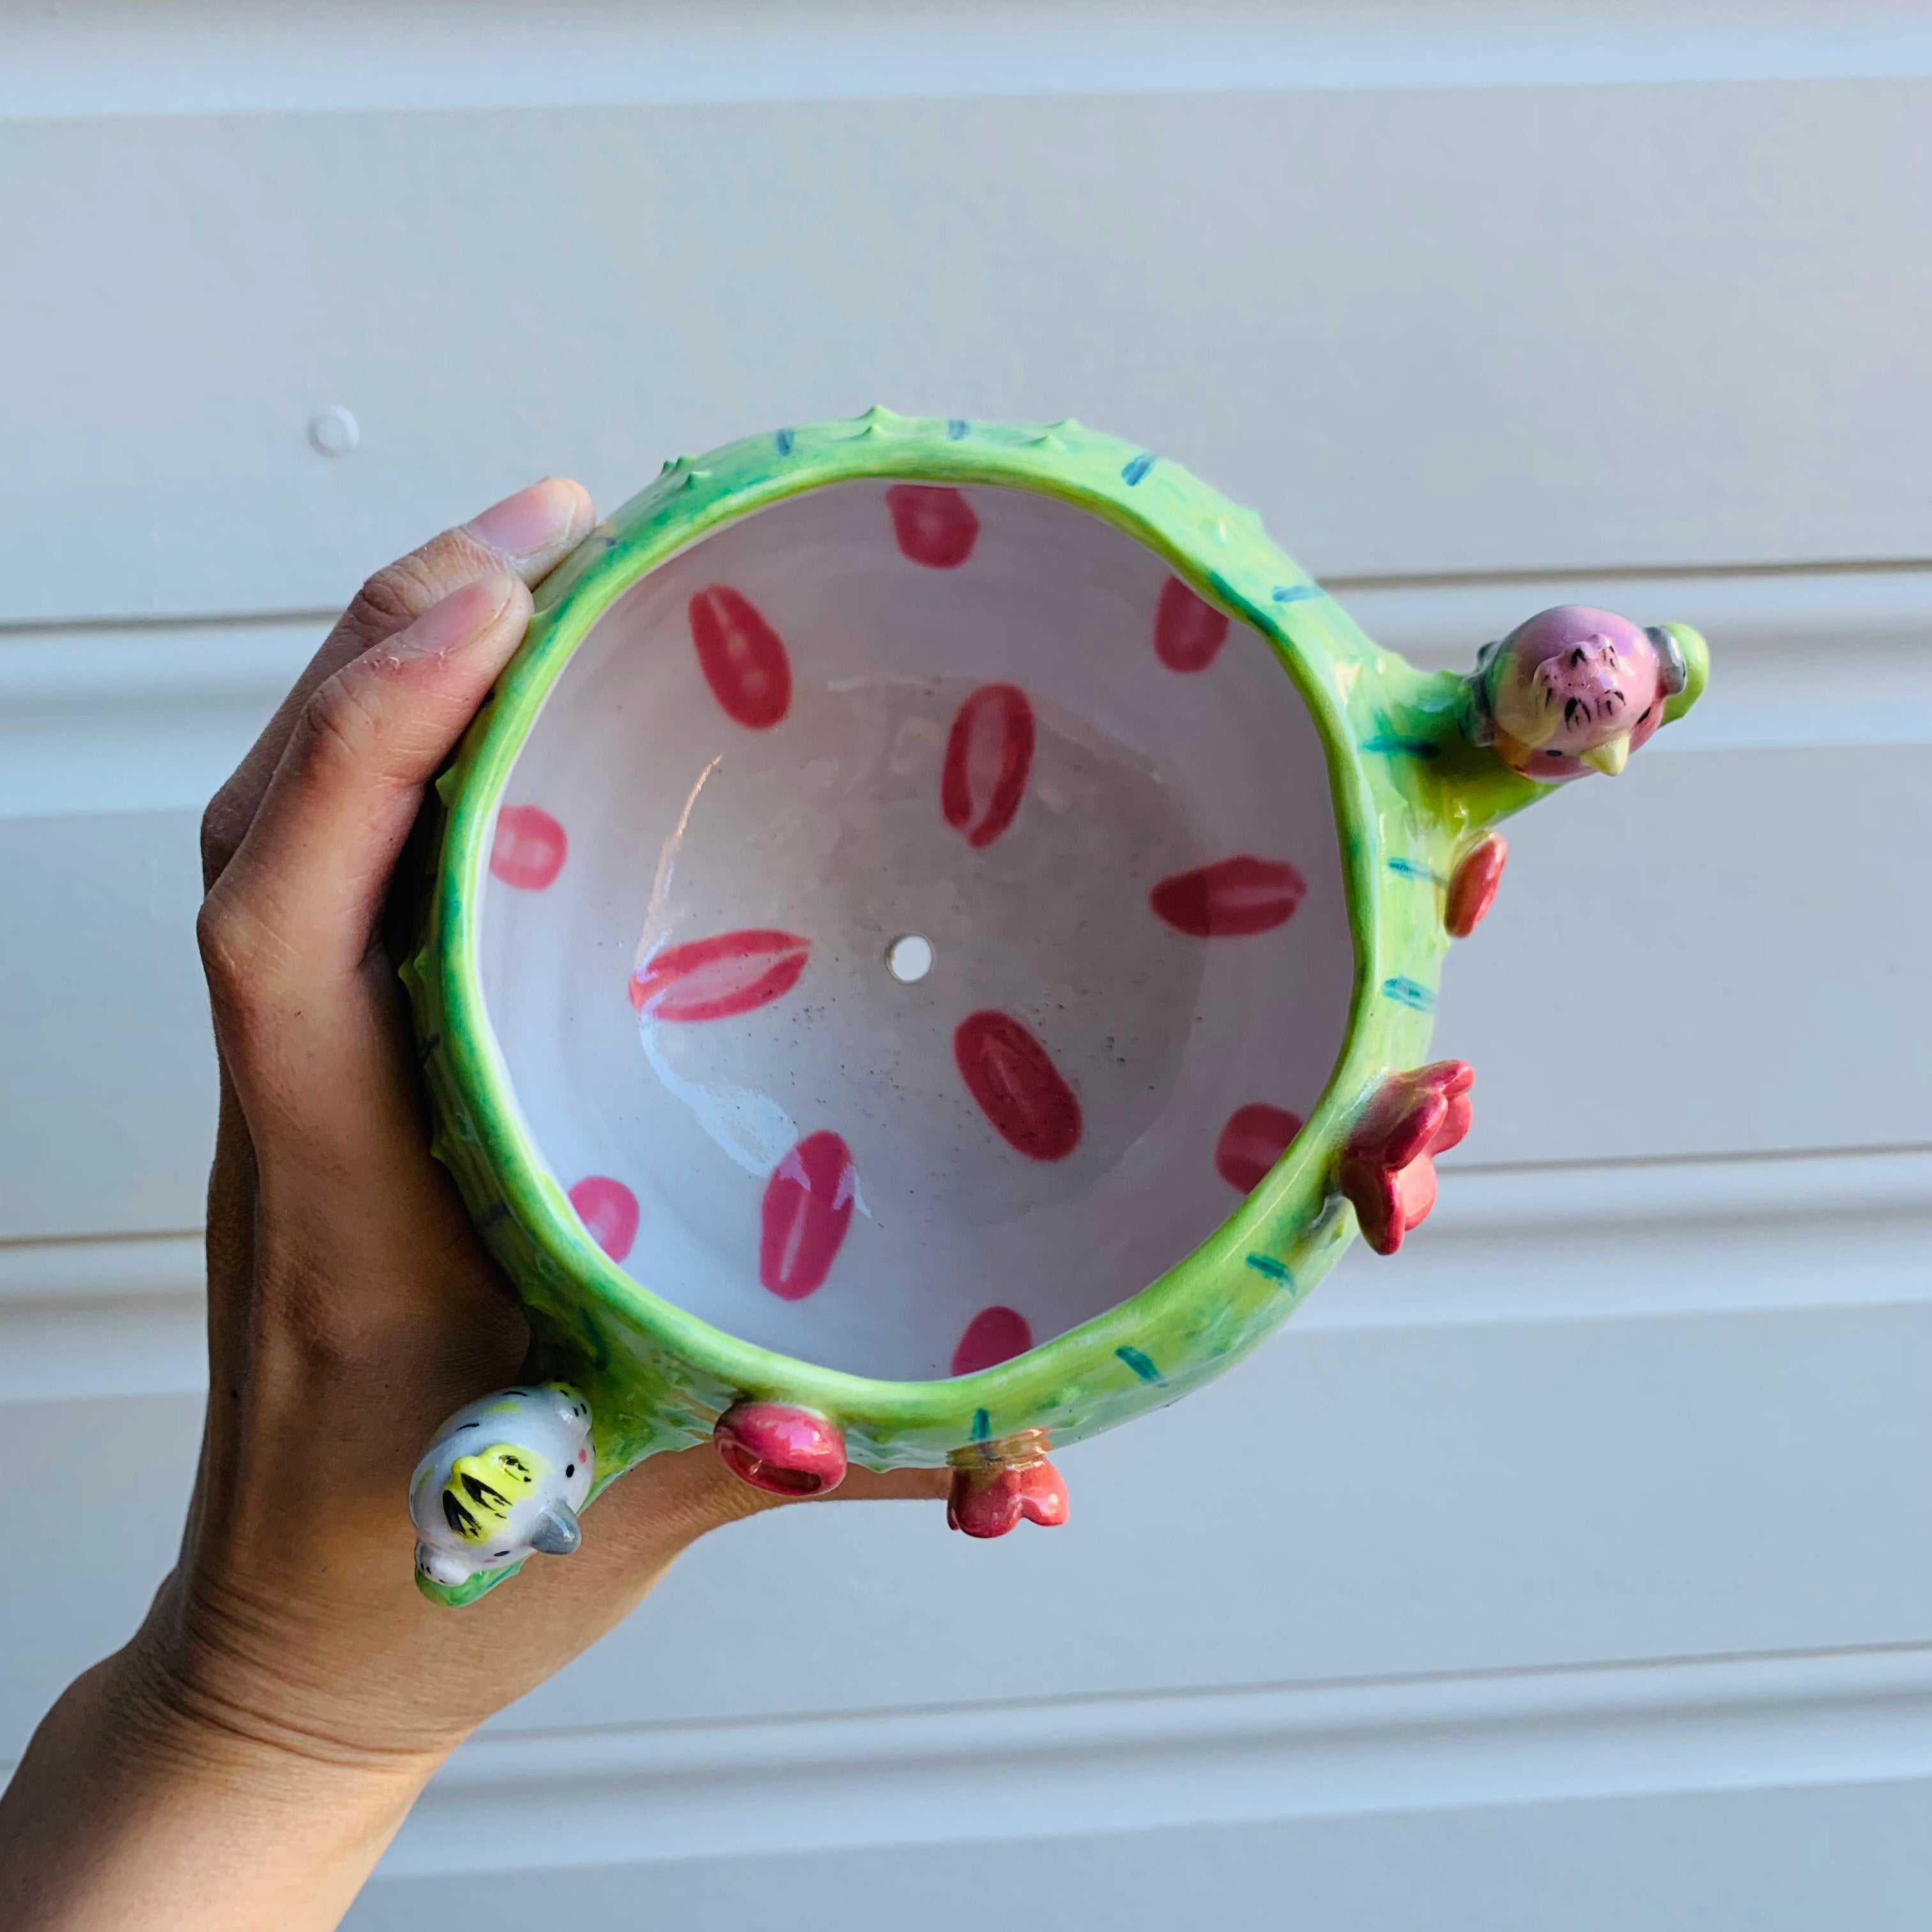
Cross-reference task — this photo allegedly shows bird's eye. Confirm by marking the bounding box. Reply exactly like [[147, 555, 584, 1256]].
[[1637, 704, 1653, 723]]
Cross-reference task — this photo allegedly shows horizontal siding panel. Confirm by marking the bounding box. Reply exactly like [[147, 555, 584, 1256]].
[[1432, 740, 1932, 1163], [10, 2, 1932, 119], [354, 1780, 1932, 1932], [376, 1645, 1932, 1885], [3, 80, 1929, 622], [0, 811, 213, 1236], [0, 813, 213, 1240], [0, 1393, 201, 1754]]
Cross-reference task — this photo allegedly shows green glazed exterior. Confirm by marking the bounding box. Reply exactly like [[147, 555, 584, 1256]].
[[401, 408, 1706, 1602]]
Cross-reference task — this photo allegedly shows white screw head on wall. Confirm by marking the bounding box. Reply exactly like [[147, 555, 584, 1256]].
[[308, 405, 360, 457]]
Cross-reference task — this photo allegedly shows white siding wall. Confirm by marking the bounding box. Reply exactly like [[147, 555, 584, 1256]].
[[2, 7, 1928, 1925]]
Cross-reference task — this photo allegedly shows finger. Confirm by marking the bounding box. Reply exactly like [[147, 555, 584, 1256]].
[[828, 1466, 955, 1504], [201, 477, 593, 887], [199, 574, 530, 1097], [590, 1443, 952, 1556]]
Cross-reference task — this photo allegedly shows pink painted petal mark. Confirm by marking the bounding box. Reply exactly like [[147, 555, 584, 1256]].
[[1445, 834, 1508, 939], [759, 1131, 858, 1300], [953, 1011, 1083, 1162], [1215, 1103, 1305, 1195], [941, 682, 1034, 848], [567, 1177, 640, 1264], [1338, 1061, 1475, 1255], [714, 1402, 847, 1496], [1150, 855, 1307, 938], [1153, 576, 1230, 672], [629, 930, 809, 1022], [688, 585, 791, 729], [951, 1305, 1034, 1376], [489, 805, 567, 891], [885, 484, 979, 569]]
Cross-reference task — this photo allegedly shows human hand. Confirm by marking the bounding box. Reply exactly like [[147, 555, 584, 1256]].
[[0, 481, 944, 1931]]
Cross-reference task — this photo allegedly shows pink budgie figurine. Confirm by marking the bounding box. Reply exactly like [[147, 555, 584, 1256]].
[[1469, 604, 1690, 781]]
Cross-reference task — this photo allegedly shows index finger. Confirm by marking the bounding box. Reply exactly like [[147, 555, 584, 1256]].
[[201, 477, 594, 887]]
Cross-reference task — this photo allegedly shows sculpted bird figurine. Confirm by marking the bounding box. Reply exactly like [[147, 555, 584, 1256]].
[[1468, 604, 1690, 781], [408, 1383, 595, 1588]]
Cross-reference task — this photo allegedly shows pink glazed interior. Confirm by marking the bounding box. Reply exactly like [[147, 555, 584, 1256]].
[[477, 480, 1354, 1381]]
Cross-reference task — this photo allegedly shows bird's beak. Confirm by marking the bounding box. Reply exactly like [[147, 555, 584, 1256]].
[[1582, 734, 1630, 777], [528, 1501, 582, 1557]]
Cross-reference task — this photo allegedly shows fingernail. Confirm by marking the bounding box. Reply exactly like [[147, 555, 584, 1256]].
[[389, 574, 519, 660], [466, 477, 591, 558]]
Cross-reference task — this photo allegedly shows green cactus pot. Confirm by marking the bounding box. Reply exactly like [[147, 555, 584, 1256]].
[[400, 410, 1707, 1603]]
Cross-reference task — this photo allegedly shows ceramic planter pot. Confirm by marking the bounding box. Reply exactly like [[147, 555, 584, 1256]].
[[401, 409, 1708, 1603]]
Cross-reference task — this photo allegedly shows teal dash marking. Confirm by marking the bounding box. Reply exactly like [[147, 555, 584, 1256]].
[[1116, 1344, 1163, 1384], [1382, 976, 1436, 1011], [1245, 1253, 1293, 1285], [1271, 583, 1321, 603], [946, 418, 970, 441], [1362, 735, 1441, 760], [1121, 452, 1156, 486], [1386, 857, 1434, 881], [971, 1407, 991, 1443], [773, 428, 795, 455]]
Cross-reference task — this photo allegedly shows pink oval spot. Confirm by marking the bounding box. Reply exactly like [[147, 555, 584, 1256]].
[[954, 1011, 1083, 1162], [568, 1176, 640, 1263], [1154, 576, 1230, 672], [629, 929, 810, 1022], [760, 1131, 858, 1301], [886, 484, 979, 569], [489, 805, 567, 891], [689, 585, 791, 730], [941, 683, 1034, 848], [1215, 1103, 1305, 1195], [1151, 855, 1307, 938], [951, 1305, 1034, 1376]]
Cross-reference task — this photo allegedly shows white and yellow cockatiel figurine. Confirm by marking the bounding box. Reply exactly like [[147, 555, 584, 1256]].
[[408, 1383, 596, 1588]]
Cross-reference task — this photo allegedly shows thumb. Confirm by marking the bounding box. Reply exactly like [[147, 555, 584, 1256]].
[[197, 572, 531, 1190], [199, 574, 530, 1032]]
